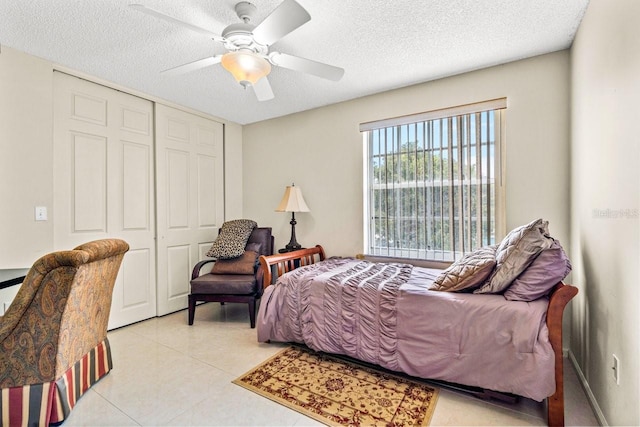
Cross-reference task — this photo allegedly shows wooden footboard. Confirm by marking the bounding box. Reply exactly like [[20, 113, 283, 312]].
[[259, 245, 578, 427], [546, 282, 579, 427]]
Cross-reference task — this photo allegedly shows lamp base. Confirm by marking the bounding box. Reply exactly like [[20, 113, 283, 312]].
[[280, 212, 304, 253]]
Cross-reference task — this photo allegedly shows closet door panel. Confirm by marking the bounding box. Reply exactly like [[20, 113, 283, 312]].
[[121, 248, 152, 307], [53, 71, 156, 329], [197, 154, 218, 227], [155, 104, 224, 315], [122, 142, 151, 230], [72, 133, 107, 232], [166, 149, 190, 228], [167, 244, 191, 299]]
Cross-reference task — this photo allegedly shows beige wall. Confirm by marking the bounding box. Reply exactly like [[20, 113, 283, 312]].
[[0, 46, 54, 268], [570, 1, 640, 425], [243, 51, 571, 259]]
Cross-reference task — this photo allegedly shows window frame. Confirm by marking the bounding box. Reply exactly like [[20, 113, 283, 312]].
[[361, 99, 507, 262]]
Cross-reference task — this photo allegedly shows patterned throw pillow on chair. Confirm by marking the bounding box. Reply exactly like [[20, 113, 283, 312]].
[[206, 219, 257, 259]]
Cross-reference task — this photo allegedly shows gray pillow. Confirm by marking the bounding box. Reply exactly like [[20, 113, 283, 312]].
[[474, 218, 553, 294], [430, 245, 497, 292], [503, 240, 572, 301], [206, 219, 257, 259]]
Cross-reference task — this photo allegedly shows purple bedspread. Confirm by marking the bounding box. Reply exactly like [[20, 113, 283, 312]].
[[257, 257, 555, 401]]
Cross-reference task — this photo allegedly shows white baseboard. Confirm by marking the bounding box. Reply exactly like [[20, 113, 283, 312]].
[[568, 349, 608, 426]]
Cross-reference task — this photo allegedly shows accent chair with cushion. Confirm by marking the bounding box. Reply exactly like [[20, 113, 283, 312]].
[[0, 238, 129, 426], [189, 225, 274, 328]]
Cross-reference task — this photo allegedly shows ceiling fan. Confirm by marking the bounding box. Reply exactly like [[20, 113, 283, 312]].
[[130, 0, 344, 101]]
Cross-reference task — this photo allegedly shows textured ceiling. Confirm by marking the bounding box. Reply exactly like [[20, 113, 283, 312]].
[[0, 0, 589, 124]]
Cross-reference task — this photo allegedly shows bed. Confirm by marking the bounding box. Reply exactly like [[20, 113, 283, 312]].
[[256, 221, 577, 427]]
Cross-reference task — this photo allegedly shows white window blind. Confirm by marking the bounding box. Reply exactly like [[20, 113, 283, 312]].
[[362, 99, 505, 261]]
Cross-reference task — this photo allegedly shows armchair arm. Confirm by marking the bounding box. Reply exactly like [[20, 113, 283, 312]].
[[255, 264, 265, 295], [191, 259, 216, 280], [0, 272, 42, 343]]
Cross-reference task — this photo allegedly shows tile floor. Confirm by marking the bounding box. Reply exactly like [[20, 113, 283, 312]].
[[63, 303, 600, 426]]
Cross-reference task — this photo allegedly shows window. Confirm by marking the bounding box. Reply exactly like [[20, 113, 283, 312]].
[[361, 99, 506, 261]]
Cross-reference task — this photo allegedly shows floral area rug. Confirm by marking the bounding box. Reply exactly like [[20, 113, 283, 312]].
[[233, 346, 439, 426]]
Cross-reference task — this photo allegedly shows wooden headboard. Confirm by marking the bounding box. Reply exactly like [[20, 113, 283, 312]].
[[258, 245, 326, 289]]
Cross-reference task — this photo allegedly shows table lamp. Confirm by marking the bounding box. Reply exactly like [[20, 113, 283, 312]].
[[275, 183, 310, 252]]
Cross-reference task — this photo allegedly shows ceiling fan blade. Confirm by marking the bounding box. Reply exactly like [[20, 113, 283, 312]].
[[161, 56, 222, 76], [253, 77, 275, 101], [252, 0, 311, 46], [130, 4, 225, 42], [270, 53, 344, 81]]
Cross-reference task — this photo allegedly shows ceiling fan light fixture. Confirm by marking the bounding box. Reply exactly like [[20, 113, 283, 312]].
[[221, 50, 271, 87]]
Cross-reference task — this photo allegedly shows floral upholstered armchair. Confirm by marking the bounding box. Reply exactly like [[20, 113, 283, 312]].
[[0, 239, 129, 426]]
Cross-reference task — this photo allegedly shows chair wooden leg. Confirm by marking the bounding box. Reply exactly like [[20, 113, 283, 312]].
[[248, 300, 256, 329], [188, 295, 196, 325]]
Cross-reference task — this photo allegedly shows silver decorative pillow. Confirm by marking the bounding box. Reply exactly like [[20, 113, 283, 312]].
[[206, 219, 257, 259], [474, 218, 553, 294], [430, 245, 497, 292]]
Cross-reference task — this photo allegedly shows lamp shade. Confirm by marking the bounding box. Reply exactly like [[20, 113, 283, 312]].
[[221, 50, 271, 87], [275, 185, 310, 213]]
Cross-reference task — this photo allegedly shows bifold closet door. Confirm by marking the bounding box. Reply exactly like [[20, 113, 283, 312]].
[[155, 104, 224, 316], [53, 72, 157, 329]]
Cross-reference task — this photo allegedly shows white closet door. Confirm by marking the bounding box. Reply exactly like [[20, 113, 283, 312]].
[[155, 104, 224, 315], [53, 72, 157, 329]]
